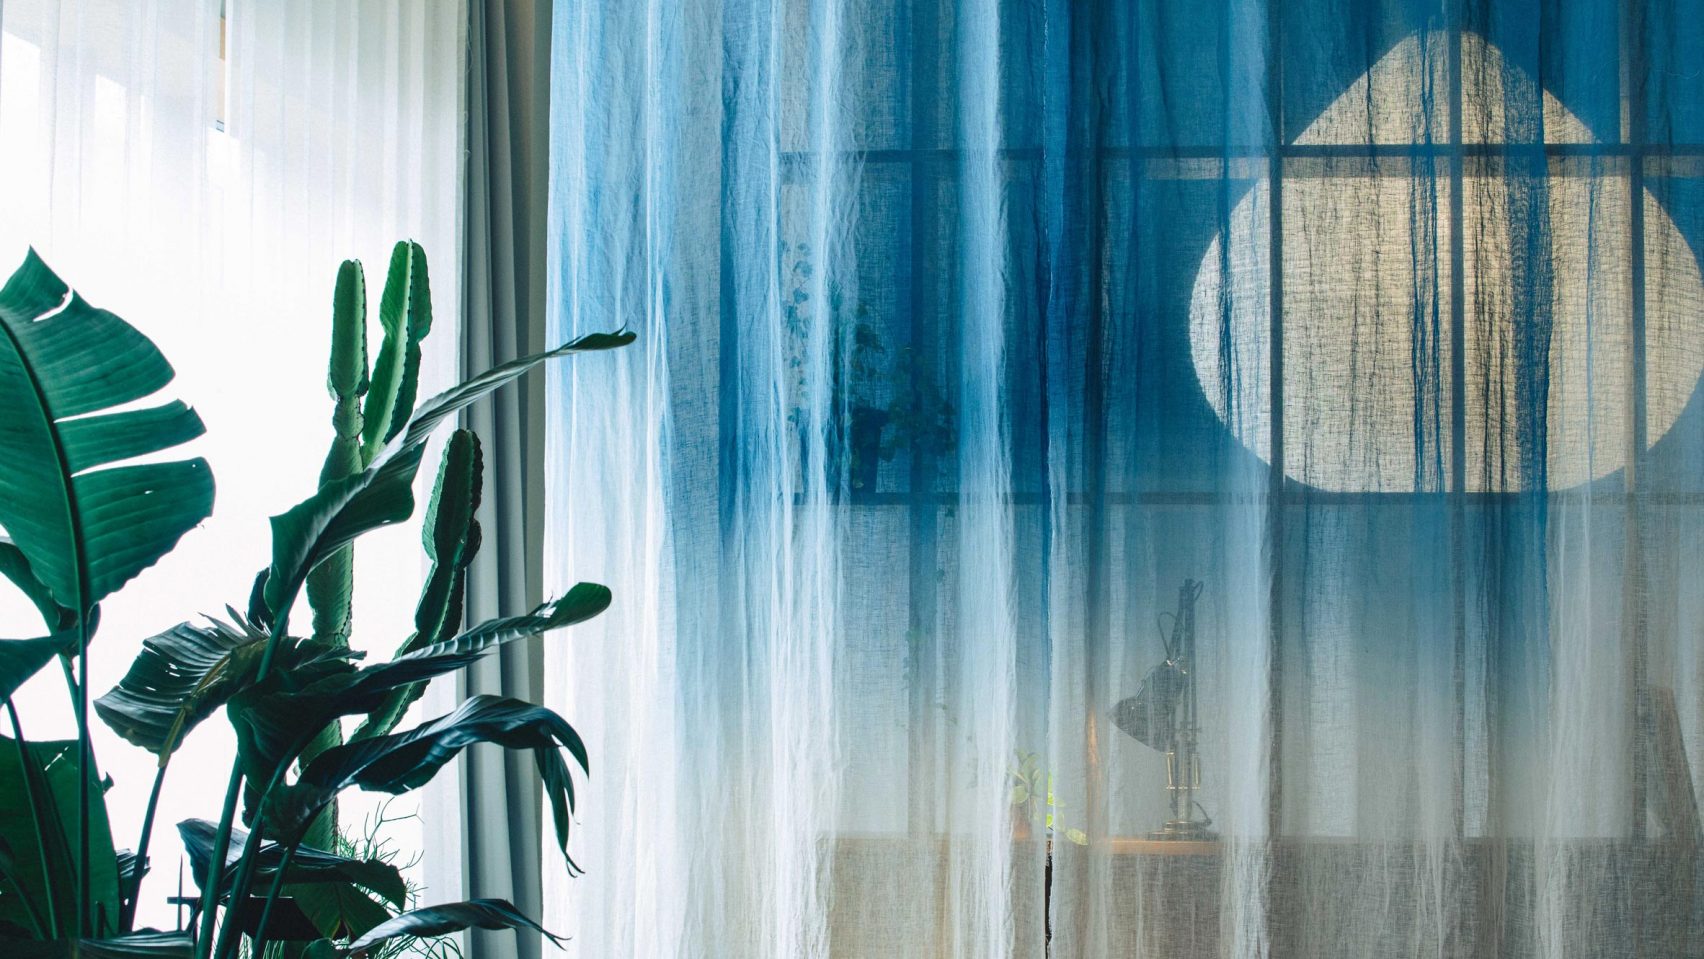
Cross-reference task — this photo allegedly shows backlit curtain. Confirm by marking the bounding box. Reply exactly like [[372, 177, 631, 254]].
[[0, 0, 466, 929], [545, 0, 1704, 955]]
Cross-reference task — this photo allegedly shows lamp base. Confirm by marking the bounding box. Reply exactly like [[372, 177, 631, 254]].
[[1148, 818, 1217, 842]]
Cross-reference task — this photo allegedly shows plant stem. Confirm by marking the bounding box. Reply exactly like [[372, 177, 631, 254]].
[[211, 819, 268, 959], [248, 842, 297, 956], [255, 603, 294, 677], [212, 747, 302, 959], [75, 615, 92, 936], [5, 700, 53, 936], [193, 763, 245, 959], [58, 654, 79, 703], [202, 601, 298, 959], [121, 761, 170, 932]]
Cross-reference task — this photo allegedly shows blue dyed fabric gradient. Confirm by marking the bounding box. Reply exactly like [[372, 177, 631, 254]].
[[544, 1, 1704, 955]]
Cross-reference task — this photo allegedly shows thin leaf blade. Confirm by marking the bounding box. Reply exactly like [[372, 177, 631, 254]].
[[175, 820, 404, 909], [260, 330, 630, 628], [0, 930, 193, 957], [344, 571, 607, 746], [342, 899, 560, 957], [285, 882, 393, 941], [267, 697, 586, 874]]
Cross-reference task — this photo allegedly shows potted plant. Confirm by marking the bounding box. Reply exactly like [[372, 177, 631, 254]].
[[1008, 751, 1087, 846], [0, 244, 631, 957]]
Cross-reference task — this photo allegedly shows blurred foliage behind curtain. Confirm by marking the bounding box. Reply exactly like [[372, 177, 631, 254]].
[[545, 0, 1704, 956]]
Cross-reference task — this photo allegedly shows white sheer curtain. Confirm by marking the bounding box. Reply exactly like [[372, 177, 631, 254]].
[[0, 0, 466, 929], [546, 1, 1704, 957]]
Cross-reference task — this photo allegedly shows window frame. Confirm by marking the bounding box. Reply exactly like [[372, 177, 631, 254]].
[[733, 3, 1677, 845]]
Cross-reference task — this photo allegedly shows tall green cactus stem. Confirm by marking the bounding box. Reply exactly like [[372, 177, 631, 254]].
[[298, 242, 435, 861], [351, 428, 483, 742], [303, 241, 434, 650], [296, 241, 435, 861], [298, 259, 368, 859], [360, 241, 433, 463], [304, 260, 368, 647]]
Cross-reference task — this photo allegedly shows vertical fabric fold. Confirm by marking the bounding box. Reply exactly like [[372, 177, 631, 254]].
[[545, 2, 1704, 956], [457, 2, 552, 958]]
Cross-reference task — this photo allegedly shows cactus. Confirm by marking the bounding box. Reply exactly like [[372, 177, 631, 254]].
[[304, 260, 369, 646], [300, 241, 438, 854]]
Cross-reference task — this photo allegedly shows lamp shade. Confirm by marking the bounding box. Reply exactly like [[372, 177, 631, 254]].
[[1113, 659, 1188, 751]]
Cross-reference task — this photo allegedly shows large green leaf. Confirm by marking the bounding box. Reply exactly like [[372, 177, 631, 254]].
[[260, 446, 424, 632], [0, 636, 71, 704], [0, 738, 121, 937], [418, 430, 482, 642], [221, 897, 324, 943], [92, 617, 270, 759], [0, 833, 42, 936], [0, 541, 77, 699], [0, 930, 192, 957], [228, 586, 608, 801], [283, 881, 392, 941], [264, 697, 586, 871], [0, 735, 60, 940], [175, 820, 403, 909], [301, 899, 560, 959], [259, 330, 632, 630], [336, 586, 609, 705], [0, 541, 72, 633], [349, 582, 606, 741], [0, 250, 213, 615]]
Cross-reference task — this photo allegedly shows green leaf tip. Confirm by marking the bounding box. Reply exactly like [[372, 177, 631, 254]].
[[262, 328, 629, 628]]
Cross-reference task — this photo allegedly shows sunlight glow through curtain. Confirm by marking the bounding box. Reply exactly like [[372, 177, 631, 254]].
[[545, 1, 1704, 956], [0, 0, 466, 929]]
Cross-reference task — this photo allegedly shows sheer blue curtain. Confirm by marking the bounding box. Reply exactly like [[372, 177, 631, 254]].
[[544, 1, 1704, 955]]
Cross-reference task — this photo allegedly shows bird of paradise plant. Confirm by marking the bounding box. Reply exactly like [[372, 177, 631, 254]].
[[0, 244, 630, 957]]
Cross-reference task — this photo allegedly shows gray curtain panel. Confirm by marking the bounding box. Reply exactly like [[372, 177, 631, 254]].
[[459, 2, 553, 958]]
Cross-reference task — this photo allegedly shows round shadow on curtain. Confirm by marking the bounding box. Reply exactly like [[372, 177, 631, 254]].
[[1188, 32, 1704, 493]]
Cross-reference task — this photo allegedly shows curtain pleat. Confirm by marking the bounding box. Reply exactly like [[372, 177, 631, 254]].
[[457, 2, 557, 958]]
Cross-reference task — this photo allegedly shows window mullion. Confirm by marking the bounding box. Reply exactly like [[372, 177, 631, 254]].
[[1621, 0, 1652, 844], [1447, 11, 1471, 846]]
